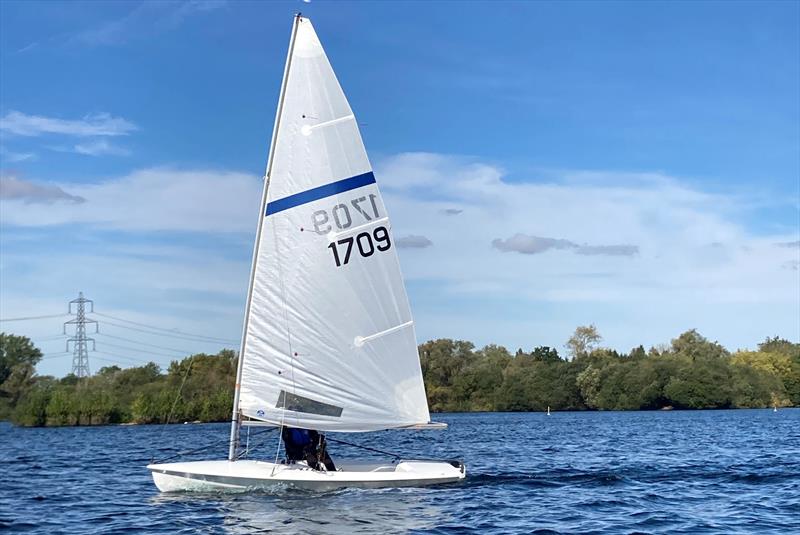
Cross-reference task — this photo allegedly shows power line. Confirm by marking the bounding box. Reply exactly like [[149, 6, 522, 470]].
[[95, 340, 186, 359], [93, 355, 136, 366], [41, 351, 160, 367], [97, 311, 238, 342], [38, 335, 69, 342], [93, 353, 156, 366], [99, 318, 236, 346], [41, 352, 71, 360], [0, 313, 68, 322], [93, 312, 238, 344], [95, 332, 194, 355], [1, 310, 238, 345]]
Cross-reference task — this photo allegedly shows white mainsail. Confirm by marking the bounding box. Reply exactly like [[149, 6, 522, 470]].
[[236, 17, 430, 432]]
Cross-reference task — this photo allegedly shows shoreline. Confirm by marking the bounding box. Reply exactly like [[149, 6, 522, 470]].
[[3, 405, 797, 428]]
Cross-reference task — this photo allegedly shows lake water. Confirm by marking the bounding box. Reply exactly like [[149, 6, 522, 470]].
[[1, 410, 798, 534]]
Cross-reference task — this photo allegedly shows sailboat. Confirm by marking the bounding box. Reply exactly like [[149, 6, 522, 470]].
[[147, 14, 465, 492]]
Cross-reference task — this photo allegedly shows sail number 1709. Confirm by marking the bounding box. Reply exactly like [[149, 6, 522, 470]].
[[328, 226, 391, 267]]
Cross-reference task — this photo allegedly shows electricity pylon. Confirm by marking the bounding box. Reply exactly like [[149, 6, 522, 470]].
[[64, 292, 98, 378]]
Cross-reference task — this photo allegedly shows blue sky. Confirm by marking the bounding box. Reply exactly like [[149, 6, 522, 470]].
[[1, 0, 798, 377]]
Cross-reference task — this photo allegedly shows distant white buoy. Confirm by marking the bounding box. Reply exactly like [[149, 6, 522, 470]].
[[547, 406, 551, 416]]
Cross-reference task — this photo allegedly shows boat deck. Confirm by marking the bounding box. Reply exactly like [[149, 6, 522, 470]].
[[147, 458, 465, 492]]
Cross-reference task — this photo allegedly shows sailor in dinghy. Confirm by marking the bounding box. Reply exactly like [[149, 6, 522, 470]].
[[147, 14, 465, 492], [282, 427, 336, 471]]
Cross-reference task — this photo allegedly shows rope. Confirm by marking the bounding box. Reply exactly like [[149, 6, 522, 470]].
[[271, 422, 284, 476], [151, 427, 461, 469], [325, 436, 402, 460], [153, 426, 277, 464], [325, 436, 463, 465], [164, 358, 194, 425], [237, 426, 279, 460]]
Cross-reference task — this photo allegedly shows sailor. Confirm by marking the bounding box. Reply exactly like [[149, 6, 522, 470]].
[[282, 427, 336, 471]]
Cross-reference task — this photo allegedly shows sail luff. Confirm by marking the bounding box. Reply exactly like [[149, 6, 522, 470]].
[[227, 14, 303, 461]]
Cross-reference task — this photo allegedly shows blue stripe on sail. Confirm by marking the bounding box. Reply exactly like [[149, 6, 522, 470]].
[[265, 172, 377, 216]]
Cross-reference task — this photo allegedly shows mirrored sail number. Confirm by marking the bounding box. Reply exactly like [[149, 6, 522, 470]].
[[311, 194, 380, 234], [327, 226, 392, 267]]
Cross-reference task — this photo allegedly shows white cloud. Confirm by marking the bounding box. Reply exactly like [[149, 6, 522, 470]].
[[71, 1, 227, 46], [396, 235, 433, 248], [0, 111, 137, 137], [73, 139, 130, 157], [0, 167, 260, 232], [491, 234, 639, 256], [440, 208, 463, 216], [376, 152, 799, 349], [0, 146, 36, 163], [1, 155, 797, 368], [15, 42, 38, 54], [0, 174, 85, 204], [574, 244, 639, 256], [492, 234, 577, 255]]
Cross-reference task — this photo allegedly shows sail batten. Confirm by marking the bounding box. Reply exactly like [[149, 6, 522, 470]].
[[237, 17, 430, 433], [302, 114, 356, 135], [355, 321, 414, 347]]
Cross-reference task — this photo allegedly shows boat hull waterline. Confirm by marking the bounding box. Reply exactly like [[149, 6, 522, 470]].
[[147, 459, 466, 492]]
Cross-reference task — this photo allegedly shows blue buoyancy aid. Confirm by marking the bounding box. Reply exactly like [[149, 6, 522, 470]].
[[289, 428, 312, 446]]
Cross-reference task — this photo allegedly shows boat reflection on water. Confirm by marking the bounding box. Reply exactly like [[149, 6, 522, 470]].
[[150, 486, 449, 534]]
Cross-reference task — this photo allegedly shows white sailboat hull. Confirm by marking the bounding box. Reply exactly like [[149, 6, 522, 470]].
[[147, 459, 465, 492]]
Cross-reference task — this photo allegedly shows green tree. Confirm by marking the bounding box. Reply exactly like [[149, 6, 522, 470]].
[[0, 333, 43, 384], [6, 329, 800, 426], [530, 346, 561, 362], [451, 346, 508, 411], [732, 349, 795, 407], [13, 383, 52, 426], [629, 345, 647, 359], [46, 387, 77, 425], [419, 339, 477, 411], [576, 365, 602, 408], [495, 366, 534, 411], [758, 337, 800, 356], [0, 333, 43, 418], [669, 329, 729, 361], [566, 325, 602, 360], [664, 357, 733, 409], [0, 361, 37, 410]]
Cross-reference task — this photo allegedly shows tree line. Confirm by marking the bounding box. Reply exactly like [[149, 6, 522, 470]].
[[1, 327, 798, 426], [421, 327, 799, 412], [0, 333, 236, 426]]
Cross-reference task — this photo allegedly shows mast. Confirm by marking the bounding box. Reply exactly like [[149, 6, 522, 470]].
[[228, 14, 302, 462]]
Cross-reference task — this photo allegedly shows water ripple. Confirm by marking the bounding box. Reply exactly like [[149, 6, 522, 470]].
[[1, 409, 798, 534]]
